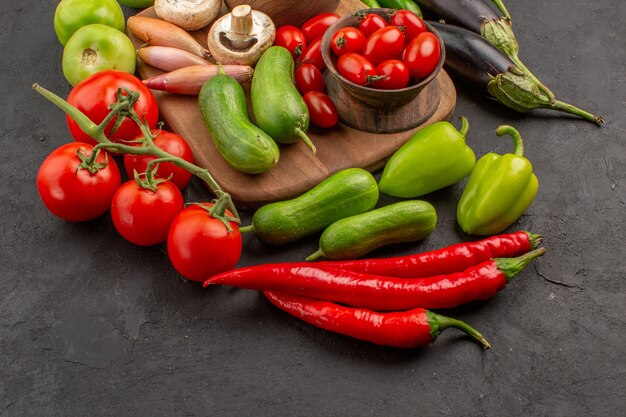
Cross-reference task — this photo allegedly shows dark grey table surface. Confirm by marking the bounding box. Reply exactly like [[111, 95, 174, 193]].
[[1, 1, 625, 416]]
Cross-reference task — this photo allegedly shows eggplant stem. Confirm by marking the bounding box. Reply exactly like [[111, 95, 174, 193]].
[[509, 55, 556, 103], [549, 100, 604, 126], [490, 0, 512, 21]]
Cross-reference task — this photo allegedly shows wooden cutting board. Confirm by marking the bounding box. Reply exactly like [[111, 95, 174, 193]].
[[129, 1, 456, 208]]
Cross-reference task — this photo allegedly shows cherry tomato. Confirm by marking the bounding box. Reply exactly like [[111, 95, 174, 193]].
[[295, 64, 326, 95], [301, 13, 340, 44], [362, 26, 405, 66], [358, 13, 388, 38], [167, 204, 242, 282], [303, 92, 339, 128], [37, 142, 121, 222], [67, 70, 159, 146], [123, 130, 195, 190], [331, 27, 366, 57], [404, 32, 441, 79], [372, 60, 410, 90], [390, 10, 426, 43], [111, 179, 184, 246], [336, 53, 378, 86], [299, 37, 325, 70], [274, 25, 307, 59]]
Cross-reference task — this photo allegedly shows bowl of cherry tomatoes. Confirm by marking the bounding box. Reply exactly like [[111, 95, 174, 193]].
[[321, 9, 445, 109]]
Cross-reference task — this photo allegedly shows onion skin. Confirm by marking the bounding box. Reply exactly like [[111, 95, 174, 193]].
[[137, 46, 212, 72], [142, 65, 254, 95], [127, 16, 211, 59]]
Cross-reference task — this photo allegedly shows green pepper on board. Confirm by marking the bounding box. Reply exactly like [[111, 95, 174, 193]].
[[378, 117, 476, 198], [457, 125, 538, 236]]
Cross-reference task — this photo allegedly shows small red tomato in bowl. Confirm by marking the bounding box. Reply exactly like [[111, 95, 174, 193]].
[[404, 31, 441, 79], [358, 13, 388, 38], [167, 204, 242, 282], [331, 27, 366, 56], [274, 25, 307, 59], [123, 130, 195, 190], [362, 26, 405, 66], [303, 92, 339, 128], [295, 64, 325, 95], [37, 142, 122, 222], [390, 10, 426, 43], [111, 179, 184, 246], [336, 53, 379, 86], [372, 60, 410, 90]]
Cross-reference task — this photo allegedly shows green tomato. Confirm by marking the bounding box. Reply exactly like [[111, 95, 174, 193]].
[[117, 0, 155, 8], [62, 24, 137, 86], [54, 0, 125, 46]]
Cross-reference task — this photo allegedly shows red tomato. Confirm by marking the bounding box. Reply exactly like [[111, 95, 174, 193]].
[[295, 64, 325, 95], [390, 10, 427, 43], [111, 179, 184, 246], [336, 53, 378, 86], [303, 92, 338, 128], [37, 142, 121, 222], [372, 60, 410, 90], [274, 25, 307, 59], [301, 13, 340, 44], [66, 70, 158, 146], [123, 130, 195, 190], [362, 26, 405, 66], [358, 13, 388, 38], [167, 204, 242, 282], [299, 37, 325, 70], [331, 27, 366, 56], [404, 32, 441, 79]]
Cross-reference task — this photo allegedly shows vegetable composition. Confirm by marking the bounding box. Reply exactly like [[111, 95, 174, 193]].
[[457, 125, 538, 235], [199, 69, 280, 174], [379, 117, 475, 198], [306, 200, 437, 260], [240, 168, 379, 245], [206, 249, 546, 310], [251, 46, 316, 154], [264, 292, 490, 349]]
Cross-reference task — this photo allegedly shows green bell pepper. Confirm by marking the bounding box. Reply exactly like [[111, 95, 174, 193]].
[[457, 125, 538, 236], [378, 117, 476, 198]]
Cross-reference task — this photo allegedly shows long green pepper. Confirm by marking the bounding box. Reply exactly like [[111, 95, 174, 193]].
[[377, 0, 422, 17], [457, 125, 538, 236]]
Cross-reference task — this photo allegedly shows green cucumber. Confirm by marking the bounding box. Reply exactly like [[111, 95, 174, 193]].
[[199, 72, 279, 174], [306, 200, 437, 261], [242, 168, 379, 245], [251, 46, 316, 154]]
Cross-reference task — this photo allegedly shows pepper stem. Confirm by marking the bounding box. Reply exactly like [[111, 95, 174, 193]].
[[524, 231, 543, 250], [495, 125, 524, 156], [495, 247, 546, 283], [295, 128, 317, 155], [549, 100, 604, 126], [427, 311, 491, 349], [305, 249, 325, 262], [459, 116, 469, 139]]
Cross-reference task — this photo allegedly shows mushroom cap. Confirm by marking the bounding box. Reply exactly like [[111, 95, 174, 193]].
[[155, 0, 222, 31]]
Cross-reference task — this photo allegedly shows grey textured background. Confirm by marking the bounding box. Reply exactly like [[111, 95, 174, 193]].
[[1, 1, 625, 416]]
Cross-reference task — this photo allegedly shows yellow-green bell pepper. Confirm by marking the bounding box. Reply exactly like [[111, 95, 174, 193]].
[[457, 125, 538, 235], [378, 117, 476, 198]]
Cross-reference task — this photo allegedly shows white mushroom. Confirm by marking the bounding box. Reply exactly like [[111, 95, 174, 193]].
[[207, 5, 276, 67], [154, 0, 222, 31]]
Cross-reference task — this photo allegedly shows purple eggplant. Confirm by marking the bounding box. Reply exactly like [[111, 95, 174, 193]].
[[430, 22, 603, 125]]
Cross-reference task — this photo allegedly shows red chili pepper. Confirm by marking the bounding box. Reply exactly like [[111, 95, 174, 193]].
[[313, 230, 541, 277], [264, 291, 491, 349], [205, 248, 545, 311]]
